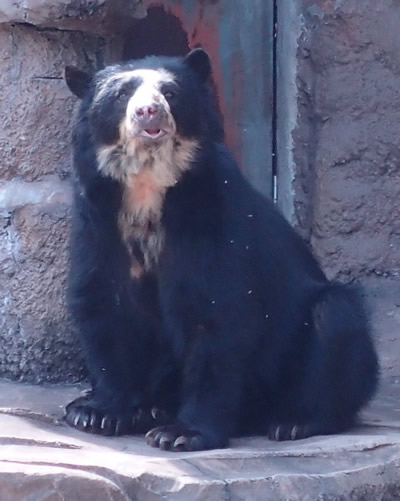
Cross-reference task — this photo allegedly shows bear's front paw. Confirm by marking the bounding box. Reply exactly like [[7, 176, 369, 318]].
[[65, 395, 172, 436], [145, 424, 208, 451], [65, 398, 132, 436], [131, 407, 172, 433]]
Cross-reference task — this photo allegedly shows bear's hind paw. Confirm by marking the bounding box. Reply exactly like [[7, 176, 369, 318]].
[[268, 423, 313, 441], [145, 424, 208, 452]]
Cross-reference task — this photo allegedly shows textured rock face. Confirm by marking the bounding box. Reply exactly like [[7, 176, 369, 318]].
[[0, 23, 111, 382], [0, 0, 146, 33], [278, 0, 400, 280]]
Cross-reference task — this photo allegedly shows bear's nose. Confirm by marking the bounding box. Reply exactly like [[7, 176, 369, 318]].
[[135, 103, 160, 120]]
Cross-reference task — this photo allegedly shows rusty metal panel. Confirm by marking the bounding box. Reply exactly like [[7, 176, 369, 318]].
[[139, 0, 274, 197]]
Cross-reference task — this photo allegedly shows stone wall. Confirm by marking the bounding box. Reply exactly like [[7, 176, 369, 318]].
[[0, 2, 145, 382], [0, 0, 399, 382], [277, 0, 400, 281], [0, 24, 99, 382]]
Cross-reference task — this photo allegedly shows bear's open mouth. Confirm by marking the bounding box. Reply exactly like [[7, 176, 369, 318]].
[[140, 128, 166, 140]]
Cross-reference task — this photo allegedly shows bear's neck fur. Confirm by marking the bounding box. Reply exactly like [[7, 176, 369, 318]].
[[96, 135, 198, 275]]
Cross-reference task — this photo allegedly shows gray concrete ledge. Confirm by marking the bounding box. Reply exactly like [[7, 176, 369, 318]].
[[1, 378, 400, 500]]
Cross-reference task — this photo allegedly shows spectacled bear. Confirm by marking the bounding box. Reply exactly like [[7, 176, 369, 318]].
[[64, 48, 378, 451]]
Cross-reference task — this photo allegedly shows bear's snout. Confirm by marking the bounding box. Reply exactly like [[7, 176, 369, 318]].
[[135, 103, 160, 121]]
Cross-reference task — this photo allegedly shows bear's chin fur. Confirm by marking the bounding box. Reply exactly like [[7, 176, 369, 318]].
[[95, 134, 199, 272]]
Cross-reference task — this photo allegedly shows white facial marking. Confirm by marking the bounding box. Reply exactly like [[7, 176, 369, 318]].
[[124, 69, 176, 139], [117, 68, 175, 86], [94, 68, 175, 107], [93, 67, 198, 273]]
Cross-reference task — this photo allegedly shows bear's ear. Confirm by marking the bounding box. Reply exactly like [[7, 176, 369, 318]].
[[184, 48, 211, 81], [64, 66, 92, 99]]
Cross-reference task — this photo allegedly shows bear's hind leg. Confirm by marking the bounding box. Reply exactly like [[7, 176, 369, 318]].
[[269, 284, 379, 441]]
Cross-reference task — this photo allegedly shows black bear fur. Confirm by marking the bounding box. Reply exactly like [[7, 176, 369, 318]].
[[64, 49, 378, 451]]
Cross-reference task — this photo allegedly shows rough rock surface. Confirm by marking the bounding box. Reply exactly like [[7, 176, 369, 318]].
[[0, 0, 146, 34], [278, 0, 400, 280], [0, 23, 111, 382]]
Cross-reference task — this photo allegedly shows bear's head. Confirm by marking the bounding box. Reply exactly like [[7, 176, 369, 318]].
[[65, 49, 222, 184]]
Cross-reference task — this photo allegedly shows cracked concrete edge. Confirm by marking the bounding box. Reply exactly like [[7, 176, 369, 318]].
[[2, 445, 400, 500], [0, 463, 134, 501], [0, 407, 63, 426], [1, 380, 400, 501]]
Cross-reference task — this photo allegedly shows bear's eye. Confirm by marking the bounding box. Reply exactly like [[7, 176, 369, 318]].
[[117, 89, 129, 102], [164, 90, 176, 100]]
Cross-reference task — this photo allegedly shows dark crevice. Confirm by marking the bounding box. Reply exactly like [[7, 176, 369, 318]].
[[31, 76, 64, 80], [272, 0, 278, 203], [122, 6, 189, 60], [12, 21, 84, 34], [93, 37, 108, 69]]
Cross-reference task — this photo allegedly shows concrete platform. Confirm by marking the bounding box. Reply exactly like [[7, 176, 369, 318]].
[[1, 277, 399, 500]]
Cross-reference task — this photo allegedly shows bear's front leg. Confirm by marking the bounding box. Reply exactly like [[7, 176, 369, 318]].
[[64, 314, 168, 436], [146, 331, 244, 451]]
